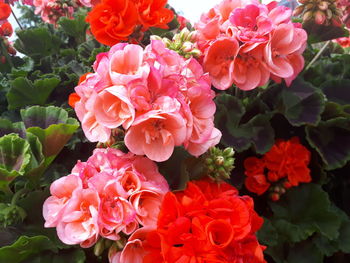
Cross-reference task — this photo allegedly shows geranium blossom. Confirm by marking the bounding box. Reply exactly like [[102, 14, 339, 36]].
[[43, 148, 169, 247], [71, 41, 221, 162], [111, 179, 266, 263], [195, 0, 307, 90]]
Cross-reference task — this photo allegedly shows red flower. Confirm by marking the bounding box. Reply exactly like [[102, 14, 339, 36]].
[[0, 3, 11, 20], [245, 174, 270, 195], [142, 179, 266, 263], [263, 137, 311, 186], [68, 73, 90, 108], [86, 0, 139, 46], [134, 0, 174, 30], [0, 21, 13, 37]]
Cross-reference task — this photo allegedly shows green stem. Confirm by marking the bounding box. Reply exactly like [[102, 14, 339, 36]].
[[305, 40, 331, 71], [11, 6, 23, 30], [0, 38, 14, 68]]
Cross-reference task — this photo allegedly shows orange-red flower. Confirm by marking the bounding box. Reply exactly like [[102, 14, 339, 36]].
[[86, 0, 174, 46], [0, 21, 13, 37], [244, 137, 311, 198], [86, 0, 139, 46], [0, 3, 11, 21], [134, 0, 174, 30], [68, 73, 90, 108], [141, 179, 266, 263]]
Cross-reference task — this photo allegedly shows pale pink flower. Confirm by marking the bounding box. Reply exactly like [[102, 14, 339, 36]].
[[56, 188, 100, 248], [43, 175, 82, 227], [109, 227, 153, 263], [232, 45, 270, 90], [78, 0, 100, 7], [125, 109, 187, 162], [264, 23, 307, 83], [94, 86, 135, 130], [109, 44, 149, 85], [130, 190, 164, 227]]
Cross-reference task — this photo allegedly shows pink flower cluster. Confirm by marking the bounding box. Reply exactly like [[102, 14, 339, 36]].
[[33, 0, 81, 25], [43, 148, 169, 248], [195, 0, 307, 90], [73, 40, 221, 162]]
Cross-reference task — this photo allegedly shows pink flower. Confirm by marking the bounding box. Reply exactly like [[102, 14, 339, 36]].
[[229, 4, 272, 45], [203, 37, 239, 90], [109, 44, 149, 85], [78, 0, 100, 7], [232, 45, 270, 90], [109, 227, 152, 263], [264, 23, 307, 84], [56, 188, 100, 248], [94, 86, 135, 130], [130, 190, 164, 227], [43, 175, 82, 227], [125, 108, 187, 162]]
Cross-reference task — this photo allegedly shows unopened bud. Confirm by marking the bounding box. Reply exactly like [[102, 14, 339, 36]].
[[0, 56, 5, 64], [223, 147, 234, 157], [303, 11, 313, 21], [187, 31, 198, 42], [318, 1, 328, 10], [215, 156, 225, 166], [150, 35, 162, 41], [189, 49, 201, 57], [179, 27, 190, 41], [283, 181, 292, 189], [94, 239, 105, 257], [315, 10, 326, 24], [270, 192, 280, 202], [181, 41, 193, 52], [293, 5, 305, 16]]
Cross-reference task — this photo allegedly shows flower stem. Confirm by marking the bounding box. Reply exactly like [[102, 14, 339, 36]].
[[305, 40, 331, 71], [11, 6, 23, 30]]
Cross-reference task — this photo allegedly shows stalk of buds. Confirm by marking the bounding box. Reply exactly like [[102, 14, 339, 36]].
[[202, 147, 235, 181], [151, 28, 201, 59], [294, 0, 343, 26]]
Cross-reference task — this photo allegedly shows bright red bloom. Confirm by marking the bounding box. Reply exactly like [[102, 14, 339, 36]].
[[134, 0, 174, 30], [86, 0, 139, 46], [245, 174, 270, 196], [141, 179, 266, 263], [0, 3, 11, 20], [86, 0, 174, 46], [0, 21, 12, 37], [263, 137, 311, 186]]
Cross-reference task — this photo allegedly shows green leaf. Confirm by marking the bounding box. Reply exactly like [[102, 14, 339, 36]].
[[287, 241, 323, 263], [215, 94, 274, 154], [0, 134, 32, 183], [26, 248, 86, 263], [0, 235, 57, 263], [14, 27, 61, 58], [270, 184, 342, 242], [58, 13, 88, 44], [321, 79, 350, 106], [21, 106, 79, 160], [0, 119, 26, 138], [7, 77, 60, 110], [257, 217, 279, 247], [280, 78, 325, 126], [304, 21, 349, 43], [306, 117, 350, 170]]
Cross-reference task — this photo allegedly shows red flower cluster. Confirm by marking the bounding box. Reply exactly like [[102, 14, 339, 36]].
[[86, 0, 174, 46], [114, 179, 266, 263], [244, 137, 311, 200]]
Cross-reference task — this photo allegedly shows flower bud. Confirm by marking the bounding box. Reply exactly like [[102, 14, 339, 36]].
[[179, 27, 190, 41], [215, 156, 225, 166], [303, 11, 313, 21], [94, 239, 105, 256], [189, 49, 201, 58], [150, 35, 162, 41], [315, 10, 326, 24], [293, 5, 305, 16], [318, 1, 328, 10], [181, 41, 193, 52], [223, 147, 234, 157], [270, 193, 280, 202]]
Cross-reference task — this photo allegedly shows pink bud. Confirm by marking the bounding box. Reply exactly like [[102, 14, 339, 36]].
[[315, 10, 326, 24]]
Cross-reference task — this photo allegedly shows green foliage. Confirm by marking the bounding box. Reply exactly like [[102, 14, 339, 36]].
[[7, 77, 60, 110], [215, 94, 274, 154]]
